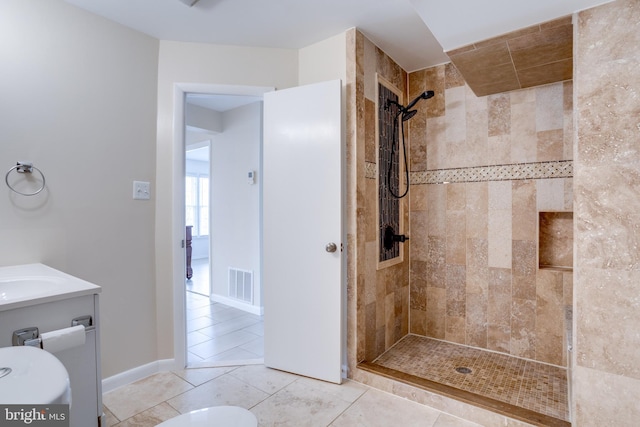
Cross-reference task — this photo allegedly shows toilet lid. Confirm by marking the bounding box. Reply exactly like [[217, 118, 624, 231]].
[[156, 406, 257, 427], [0, 346, 70, 404]]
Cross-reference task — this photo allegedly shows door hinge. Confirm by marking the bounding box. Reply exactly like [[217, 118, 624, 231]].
[[181, 239, 185, 248]]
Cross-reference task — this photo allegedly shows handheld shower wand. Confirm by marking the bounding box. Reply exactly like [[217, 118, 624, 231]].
[[384, 90, 435, 198]]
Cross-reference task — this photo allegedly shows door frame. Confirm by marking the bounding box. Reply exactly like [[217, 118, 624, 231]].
[[172, 83, 274, 369]]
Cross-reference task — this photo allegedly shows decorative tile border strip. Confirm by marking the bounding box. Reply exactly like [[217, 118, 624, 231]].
[[364, 160, 573, 184]]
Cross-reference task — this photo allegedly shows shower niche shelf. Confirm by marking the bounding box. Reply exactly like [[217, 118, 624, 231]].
[[538, 211, 573, 271]]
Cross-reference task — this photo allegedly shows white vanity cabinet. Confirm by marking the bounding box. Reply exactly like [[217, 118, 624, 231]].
[[0, 264, 102, 427]]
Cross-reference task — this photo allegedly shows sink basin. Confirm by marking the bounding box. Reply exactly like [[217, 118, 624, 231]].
[[0, 264, 101, 311], [0, 276, 66, 302]]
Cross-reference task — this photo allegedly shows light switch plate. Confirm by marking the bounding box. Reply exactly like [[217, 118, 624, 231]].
[[133, 181, 150, 200]]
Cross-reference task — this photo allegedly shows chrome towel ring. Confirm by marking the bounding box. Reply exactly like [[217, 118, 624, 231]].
[[5, 162, 46, 196]]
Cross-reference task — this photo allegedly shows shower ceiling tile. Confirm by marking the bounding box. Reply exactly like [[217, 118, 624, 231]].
[[446, 16, 573, 97], [517, 59, 573, 89]]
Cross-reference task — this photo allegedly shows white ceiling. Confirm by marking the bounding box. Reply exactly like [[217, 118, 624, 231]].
[[65, 0, 612, 72], [411, 0, 613, 52], [187, 93, 262, 112]]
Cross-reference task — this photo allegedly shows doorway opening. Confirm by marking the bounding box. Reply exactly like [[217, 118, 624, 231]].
[[181, 87, 270, 367]]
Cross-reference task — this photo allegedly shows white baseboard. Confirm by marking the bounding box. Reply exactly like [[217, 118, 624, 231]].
[[102, 358, 175, 394], [210, 294, 263, 315]]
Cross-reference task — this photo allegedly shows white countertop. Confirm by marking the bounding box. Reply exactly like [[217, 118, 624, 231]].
[[0, 263, 101, 312]]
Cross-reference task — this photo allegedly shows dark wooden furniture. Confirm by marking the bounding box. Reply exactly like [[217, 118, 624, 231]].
[[186, 225, 193, 279]]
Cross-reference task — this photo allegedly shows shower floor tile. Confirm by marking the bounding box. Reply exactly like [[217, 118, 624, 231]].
[[370, 334, 569, 423]]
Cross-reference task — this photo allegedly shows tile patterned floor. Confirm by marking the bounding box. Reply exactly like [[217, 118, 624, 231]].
[[186, 258, 264, 365], [372, 335, 569, 422], [103, 365, 484, 427]]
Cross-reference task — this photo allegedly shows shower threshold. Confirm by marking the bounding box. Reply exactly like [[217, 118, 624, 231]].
[[358, 335, 570, 427]]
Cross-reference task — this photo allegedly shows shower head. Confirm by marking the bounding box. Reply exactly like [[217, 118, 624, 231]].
[[402, 110, 418, 121], [405, 90, 435, 110], [386, 90, 435, 121]]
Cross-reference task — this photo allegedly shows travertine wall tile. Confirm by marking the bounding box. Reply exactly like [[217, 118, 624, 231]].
[[409, 112, 427, 171], [363, 36, 376, 100], [446, 264, 466, 319], [364, 175, 377, 242], [465, 182, 488, 238], [574, 366, 640, 426], [425, 66, 446, 118], [512, 181, 537, 241], [488, 93, 511, 137], [410, 259, 427, 311], [446, 211, 466, 265], [444, 86, 467, 147], [487, 134, 511, 165], [563, 178, 573, 211], [446, 183, 466, 210], [426, 116, 447, 170], [512, 240, 537, 301], [573, 0, 640, 422], [446, 315, 466, 344], [535, 270, 564, 365], [410, 208, 428, 252], [427, 236, 446, 288], [466, 238, 489, 294], [410, 308, 426, 335], [444, 62, 465, 89], [488, 181, 513, 268], [536, 178, 566, 211], [407, 70, 572, 366], [488, 267, 512, 353], [576, 267, 640, 379], [510, 101, 537, 163], [409, 182, 428, 211], [426, 285, 446, 339], [511, 297, 536, 359], [364, 241, 377, 305], [535, 83, 564, 131], [364, 98, 376, 163], [537, 129, 564, 161], [427, 184, 446, 236], [466, 238, 489, 348]]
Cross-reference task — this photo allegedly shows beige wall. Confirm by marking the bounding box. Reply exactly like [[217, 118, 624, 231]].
[[574, 0, 640, 424], [155, 41, 299, 360], [299, 32, 347, 86], [0, 0, 159, 377], [407, 67, 574, 366]]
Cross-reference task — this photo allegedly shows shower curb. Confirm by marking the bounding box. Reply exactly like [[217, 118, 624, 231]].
[[357, 362, 570, 427]]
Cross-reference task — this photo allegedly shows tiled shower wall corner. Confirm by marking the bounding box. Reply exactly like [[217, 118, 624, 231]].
[[353, 30, 412, 363], [573, 0, 640, 424], [407, 64, 574, 367]]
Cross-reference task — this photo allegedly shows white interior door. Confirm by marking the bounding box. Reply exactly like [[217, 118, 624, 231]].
[[263, 80, 343, 384]]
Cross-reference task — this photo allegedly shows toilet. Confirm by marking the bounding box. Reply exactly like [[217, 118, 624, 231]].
[[156, 406, 257, 427], [0, 346, 71, 404]]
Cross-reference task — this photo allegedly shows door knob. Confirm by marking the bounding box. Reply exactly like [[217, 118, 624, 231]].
[[325, 242, 337, 253]]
